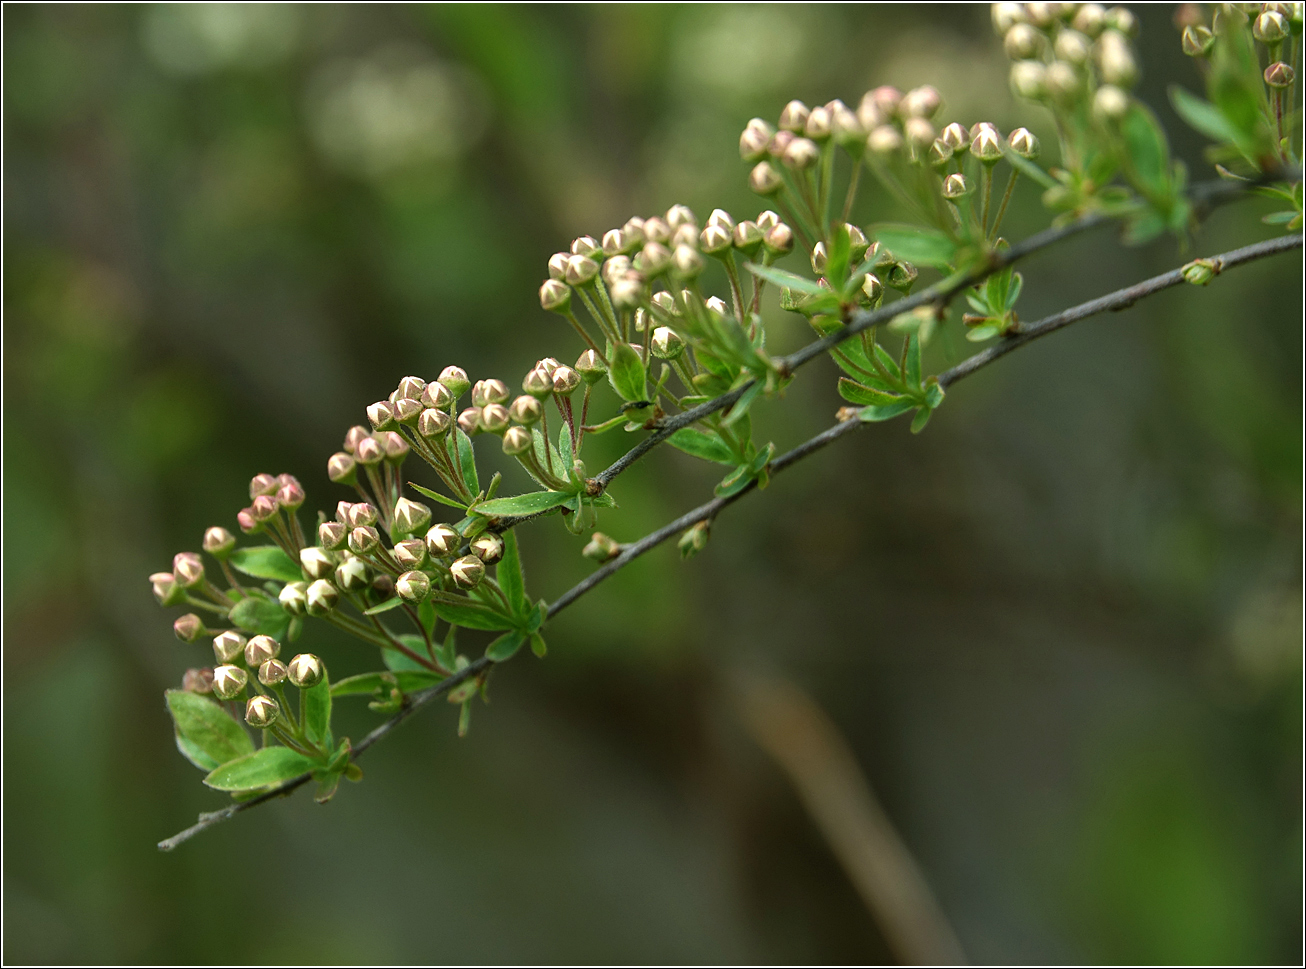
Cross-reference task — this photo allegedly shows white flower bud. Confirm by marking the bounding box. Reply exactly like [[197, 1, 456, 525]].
[[1092, 84, 1129, 121], [212, 630, 247, 664], [469, 532, 504, 564], [335, 555, 369, 592], [778, 99, 810, 132], [426, 523, 460, 557], [259, 658, 288, 686], [449, 555, 485, 589], [287, 653, 325, 689], [396, 570, 431, 601], [305, 579, 339, 616], [299, 546, 335, 580], [278, 582, 308, 616], [1010, 60, 1048, 100], [212, 665, 248, 700]]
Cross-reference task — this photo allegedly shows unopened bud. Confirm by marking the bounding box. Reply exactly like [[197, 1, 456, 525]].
[[550, 366, 579, 397], [236, 508, 259, 535], [172, 552, 204, 589], [367, 400, 396, 431], [887, 260, 918, 291], [276, 480, 305, 511], [509, 395, 542, 425], [869, 85, 902, 119], [1182, 24, 1215, 56], [609, 273, 644, 309], [245, 694, 280, 728], [304, 579, 338, 616], [212, 630, 247, 664], [665, 204, 696, 229], [393, 497, 432, 536], [749, 161, 784, 196], [480, 402, 510, 434], [992, 1, 1026, 33], [643, 216, 671, 244], [570, 235, 600, 257], [1010, 60, 1047, 100], [245, 634, 280, 667], [1182, 258, 1219, 285], [740, 118, 775, 161], [212, 664, 248, 700], [355, 435, 384, 466], [900, 85, 941, 119], [867, 125, 903, 155], [782, 137, 821, 170], [418, 408, 452, 439], [457, 407, 482, 436], [1003, 127, 1036, 160], [764, 223, 795, 255], [671, 244, 704, 280], [862, 272, 884, 303], [438, 366, 471, 399], [650, 326, 685, 360], [450, 555, 485, 589], [348, 526, 381, 555], [173, 613, 205, 643], [705, 296, 729, 317], [582, 532, 621, 562], [335, 555, 369, 591], [971, 124, 1004, 161], [601, 255, 631, 286], [623, 216, 646, 246], [565, 255, 599, 286], [1004, 23, 1044, 59], [732, 220, 764, 256], [252, 494, 281, 524], [1055, 29, 1092, 65], [830, 101, 864, 149], [421, 381, 454, 411], [298, 546, 334, 580], [678, 520, 710, 558], [1092, 84, 1129, 121], [470, 532, 504, 564], [778, 99, 810, 132], [575, 349, 607, 384], [203, 526, 236, 559], [810, 241, 828, 275], [348, 503, 378, 527], [804, 105, 832, 140], [393, 538, 427, 570], [939, 122, 968, 153], [502, 425, 533, 456], [395, 570, 431, 601], [279, 581, 308, 616], [426, 523, 460, 557], [1255, 10, 1290, 42], [700, 223, 732, 255], [182, 667, 215, 694], [1097, 31, 1138, 87], [1105, 5, 1138, 36], [343, 425, 370, 453], [671, 222, 698, 249], [601, 228, 629, 258], [1073, 2, 1107, 36], [258, 658, 288, 686], [249, 473, 277, 499], [319, 520, 347, 551], [287, 653, 325, 688], [1024, 2, 1058, 28], [1265, 61, 1294, 88], [326, 452, 356, 485], [942, 173, 970, 199]]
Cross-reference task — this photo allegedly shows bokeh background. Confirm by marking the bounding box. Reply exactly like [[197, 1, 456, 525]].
[[4, 3, 1301, 964]]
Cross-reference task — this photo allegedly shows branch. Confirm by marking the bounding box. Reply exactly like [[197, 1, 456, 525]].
[[592, 175, 1284, 491], [157, 656, 493, 851], [551, 233, 1301, 618]]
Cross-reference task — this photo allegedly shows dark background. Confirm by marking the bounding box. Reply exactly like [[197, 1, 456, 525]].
[[4, 4, 1301, 964]]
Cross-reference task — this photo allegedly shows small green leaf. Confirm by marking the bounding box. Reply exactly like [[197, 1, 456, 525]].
[[204, 746, 319, 792], [608, 342, 647, 402], [722, 382, 763, 428], [432, 600, 516, 631], [1120, 102, 1171, 199], [1000, 147, 1058, 189], [497, 531, 528, 615], [744, 262, 825, 295], [167, 690, 255, 771], [485, 629, 527, 661], [229, 595, 290, 639], [838, 378, 905, 406], [858, 400, 917, 422], [229, 546, 302, 583], [558, 423, 573, 469], [301, 662, 332, 749], [455, 429, 479, 497], [668, 428, 735, 464], [910, 407, 932, 434], [965, 323, 1001, 342], [530, 633, 547, 658], [826, 224, 852, 289], [715, 464, 752, 497], [873, 343, 902, 378], [475, 491, 574, 517], [363, 597, 406, 616], [408, 482, 468, 511], [1169, 86, 1241, 146], [387, 634, 435, 671], [905, 334, 921, 388], [870, 225, 958, 268]]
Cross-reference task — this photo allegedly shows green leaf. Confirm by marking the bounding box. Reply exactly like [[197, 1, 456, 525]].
[[474, 491, 573, 517], [408, 482, 468, 511], [858, 401, 917, 422], [744, 262, 825, 295], [175, 733, 220, 772], [668, 428, 735, 464], [965, 323, 1001, 342], [870, 225, 958, 268], [910, 407, 932, 434], [826, 224, 852, 289], [485, 629, 527, 661], [229, 546, 302, 583], [608, 341, 647, 402], [1120, 102, 1171, 200], [167, 690, 255, 769], [387, 634, 435, 671], [905, 334, 921, 388], [1000, 147, 1058, 189], [301, 662, 332, 749], [722, 381, 763, 428], [455, 429, 479, 497], [229, 594, 290, 639], [203, 746, 319, 792], [557, 423, 573, 469], [332, 670, 443, 697], [873, 343, 902, 378], [1169, 86, 1241, 146], [363, 597, 406, 616], [432, 600, 516, 631], [838, 378, 905, 406], [497, 531, 528, 615]]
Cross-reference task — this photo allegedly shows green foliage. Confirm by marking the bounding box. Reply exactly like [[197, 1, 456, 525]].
[[166, 690, 255, 771], [229, 545, 303, 583]]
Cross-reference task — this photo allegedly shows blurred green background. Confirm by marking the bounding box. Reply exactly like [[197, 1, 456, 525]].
[[3, 3, 1301, 964]]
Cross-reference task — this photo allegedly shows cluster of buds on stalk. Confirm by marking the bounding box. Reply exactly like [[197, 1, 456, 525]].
[[1175, 3, 1303, 180]]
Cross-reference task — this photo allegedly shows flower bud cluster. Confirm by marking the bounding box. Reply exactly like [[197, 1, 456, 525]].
[[995, 3, 1141, 119]]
